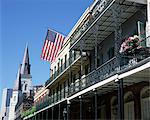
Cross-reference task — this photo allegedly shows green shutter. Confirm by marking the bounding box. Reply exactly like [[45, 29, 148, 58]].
[[138, 21, 146, 47]]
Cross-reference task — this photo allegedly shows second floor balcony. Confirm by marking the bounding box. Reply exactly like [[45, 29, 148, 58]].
[[34, 52, 150, 113], [45, 51, 87, 87]]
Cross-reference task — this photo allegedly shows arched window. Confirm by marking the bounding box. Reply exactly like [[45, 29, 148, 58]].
[[141, 87, 150, 120], [124, 91, 134, 120], [99, 100, 106, 119], [111, 96, 118, 120]]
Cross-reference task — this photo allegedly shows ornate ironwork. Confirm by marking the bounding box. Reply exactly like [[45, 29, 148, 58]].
[[111, 0, 123, 69], [70, 0, 114, 46]]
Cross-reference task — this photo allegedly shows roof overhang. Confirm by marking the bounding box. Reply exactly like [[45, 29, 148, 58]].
[[70, 0, 144, 51]]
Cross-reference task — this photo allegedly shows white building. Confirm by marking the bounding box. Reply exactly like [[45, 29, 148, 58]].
[[1, 88, 13, 120]]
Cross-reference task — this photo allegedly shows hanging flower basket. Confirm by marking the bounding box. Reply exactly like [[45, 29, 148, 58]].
[[119, 35, 143, 55]]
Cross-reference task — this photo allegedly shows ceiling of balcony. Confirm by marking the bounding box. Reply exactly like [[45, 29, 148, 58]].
[[71, 0, 144, 51]]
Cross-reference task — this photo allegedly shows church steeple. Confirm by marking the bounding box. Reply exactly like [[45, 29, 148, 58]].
[[14, 65, 21, 91], [21, 44, 30, 75]]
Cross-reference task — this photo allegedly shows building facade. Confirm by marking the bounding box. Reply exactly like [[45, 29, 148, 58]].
[[23, 0, 150, 120], [1, 88, 13, 120], [8, 45, 33, 120]]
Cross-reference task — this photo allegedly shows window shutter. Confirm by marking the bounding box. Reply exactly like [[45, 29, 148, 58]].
[[138, 21, 146, 47]]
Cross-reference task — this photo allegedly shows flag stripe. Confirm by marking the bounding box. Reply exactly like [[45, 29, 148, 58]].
[[52, 34, 62, 61], [50, 34, 59, 62], [44, 40, 51, 60], [53, 35, 64, 60], [42, 40, 48, 59], [47, 42, 52, 61], [41, 29, 66, 63]]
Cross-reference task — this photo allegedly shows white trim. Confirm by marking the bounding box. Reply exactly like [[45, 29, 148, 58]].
[[67, 60, 150, 101], [67, 74, 118, 101], [118, 62, 150, 79]]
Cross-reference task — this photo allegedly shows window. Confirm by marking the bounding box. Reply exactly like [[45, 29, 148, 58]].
[[99, 53, 104, 65], [56, 86, 59, 101], [53, 89, 55, 103], [74, 51, 76, 60], [64, 81, 66, 98], [111, 96, 118, 119], [54, 66, 56, 78], [73, 74, 76, 83], [57, 62, 60, 75], [141, 87, 150, 120], [78, 70, 81, 79], [65, 54, 67, 68], [25, 84, 27, 91], [85, 64, 89, 75], [60, 85, 62, 100], [107, 47, 114, 59], [124, 92, 134, 120], [61, 59, 63, 72], [50, 69, 53, 80]]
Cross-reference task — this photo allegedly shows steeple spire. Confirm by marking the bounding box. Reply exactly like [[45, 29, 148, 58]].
[[14, 65, 21, 90], [21, 44, 30, 75]]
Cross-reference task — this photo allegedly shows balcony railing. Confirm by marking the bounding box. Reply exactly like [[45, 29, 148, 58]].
[[69, 57, 117, 95], [70, 0, 113, 46], [35, 87, 68, 112], [27, 55, 149, 117], [45, 51, 81, 87], [69, 53, 150, 96], [36, 96, 51, 111]]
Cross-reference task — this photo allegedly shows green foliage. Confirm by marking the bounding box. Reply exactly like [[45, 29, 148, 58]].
[[21, 106, 36, 118]]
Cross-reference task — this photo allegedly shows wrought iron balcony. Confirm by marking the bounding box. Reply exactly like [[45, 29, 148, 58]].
[[69, 57, 117, 95], [70, 0, 113, 46], [69, 53, 150, 96], [35, 96, 51, 111], [45, 51, 81, 87]]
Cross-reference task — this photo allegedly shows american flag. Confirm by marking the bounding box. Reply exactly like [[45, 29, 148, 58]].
[[41, 29, 65, 62]]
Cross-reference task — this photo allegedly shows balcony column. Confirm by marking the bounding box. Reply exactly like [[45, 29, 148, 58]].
[[94, 90, 98, 120], [69, 50, 72, 95], [36, 113, 38, 120], [93, 25, 99, 69], [58, 104, 61, 120], [34, 115, 36, 120], [46, 109, 48, 120], [67, 100, 71, 120], [116, 78, 124, 119], [79, 96, 83, 120], [42, 111, 44, 120], [52, 107, 54, 120], [112, 0, 122, 68], [80, 39, 83, 90], [38, 113, 40, 120], [39, 113, 41, 120]]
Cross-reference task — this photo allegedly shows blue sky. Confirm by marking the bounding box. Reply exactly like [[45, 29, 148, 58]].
[[0, 0, 93, 109]]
